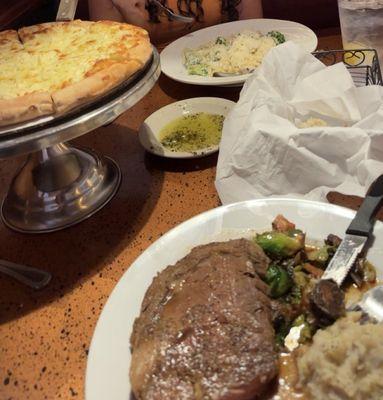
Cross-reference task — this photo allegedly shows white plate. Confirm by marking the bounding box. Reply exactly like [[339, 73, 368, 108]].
[[138, 97, 235, 158], [86, 198, 383, 400], [160, 19, 318, 86]]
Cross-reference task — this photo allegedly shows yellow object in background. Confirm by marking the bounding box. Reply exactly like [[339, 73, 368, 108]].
[[343, 41, 374, 65]]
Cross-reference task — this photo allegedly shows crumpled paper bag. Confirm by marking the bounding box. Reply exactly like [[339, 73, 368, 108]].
[[215, 41, 383, 204]]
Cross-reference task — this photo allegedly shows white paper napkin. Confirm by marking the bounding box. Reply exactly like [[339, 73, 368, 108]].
[[215, 42, 383, 204]]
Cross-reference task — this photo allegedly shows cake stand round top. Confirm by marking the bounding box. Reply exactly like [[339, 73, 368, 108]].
[[0, 48, 161, 159]]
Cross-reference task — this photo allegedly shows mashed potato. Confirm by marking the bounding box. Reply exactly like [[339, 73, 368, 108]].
[[298, 312, 383, 400], [183, 31, 285, 77]]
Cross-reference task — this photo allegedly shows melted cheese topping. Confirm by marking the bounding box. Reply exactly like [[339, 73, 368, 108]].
[[0, 21, 146, 99]]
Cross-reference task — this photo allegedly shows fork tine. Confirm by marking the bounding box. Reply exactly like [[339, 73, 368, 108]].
[[151, 0, 195, 23], [359, 285, 383, 322]]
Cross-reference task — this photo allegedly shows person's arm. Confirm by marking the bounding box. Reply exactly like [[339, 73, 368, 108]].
[[238, 0, 263, 19], [89, 0, 159, 39], [88, 0, 263, 44], [90, 0, 193, 43], [109, 0, 153, 30], [88, 0, 124, 22]]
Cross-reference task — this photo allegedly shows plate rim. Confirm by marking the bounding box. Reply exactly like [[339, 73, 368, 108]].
[[160, 18, 319, 86], [138, 96, 236, 159], [86, 197, 382, 399]]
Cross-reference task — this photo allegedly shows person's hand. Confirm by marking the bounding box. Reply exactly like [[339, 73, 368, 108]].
[[111, 0, 150, 28], [111, 0, 195, 43]]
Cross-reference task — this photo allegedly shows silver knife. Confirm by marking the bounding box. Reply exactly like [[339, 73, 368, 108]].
[[56, 0, 78, 21], [322, 174, 383, 286]]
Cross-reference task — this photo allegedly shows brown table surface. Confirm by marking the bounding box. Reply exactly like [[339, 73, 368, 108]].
[[0, 33, 374, 400]]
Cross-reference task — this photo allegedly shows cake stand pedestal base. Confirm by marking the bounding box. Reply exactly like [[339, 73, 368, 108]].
[[1, 142, 121, 233]]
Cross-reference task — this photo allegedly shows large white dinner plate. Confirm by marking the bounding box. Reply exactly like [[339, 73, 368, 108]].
[[160, 19, 318, 86], [85, 198, 383, 400]]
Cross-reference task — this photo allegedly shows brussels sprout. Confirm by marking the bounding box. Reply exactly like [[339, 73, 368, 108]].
[[307, 245, 335, 267], [255, 230, 304, 258], [265, 264, 293, 298], [293, 270, 309, 288], [285, 284, 302, 305]]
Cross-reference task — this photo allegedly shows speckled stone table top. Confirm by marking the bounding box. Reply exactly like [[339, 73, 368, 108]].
[[0, 33, 372, 400]]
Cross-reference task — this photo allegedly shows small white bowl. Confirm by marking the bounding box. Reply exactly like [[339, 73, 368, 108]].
[[138, 97, 235, 158]]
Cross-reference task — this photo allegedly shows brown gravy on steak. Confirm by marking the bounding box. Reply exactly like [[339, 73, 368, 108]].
[[260, 352, 306, 400], [275, 353, 306, 399]]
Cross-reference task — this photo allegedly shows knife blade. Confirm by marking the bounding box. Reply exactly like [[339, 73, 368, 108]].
[[322, 234, 366, 285], [322, 174, 383, 286], [56, 0, 78, 21]]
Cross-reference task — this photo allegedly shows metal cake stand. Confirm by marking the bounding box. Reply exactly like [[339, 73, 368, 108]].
[[0, 49, 160, 233]]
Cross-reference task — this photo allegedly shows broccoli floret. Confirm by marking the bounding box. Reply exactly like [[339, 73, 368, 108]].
[[267, 31, 286, 45], [187, 64, 209, 76]]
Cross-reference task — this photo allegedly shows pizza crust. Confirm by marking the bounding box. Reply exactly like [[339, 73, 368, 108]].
[[0, 30, 23, 52], [126, 41, 153, 65], [18, 20, 92, 43], [18, 23, 58, 42], [52, 60, 143, 113], [0, 92, 54, 126], [0, 30, 20, 43]]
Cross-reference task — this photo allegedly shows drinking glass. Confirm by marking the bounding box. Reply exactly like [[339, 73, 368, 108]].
[[338, 0, 383, 65]]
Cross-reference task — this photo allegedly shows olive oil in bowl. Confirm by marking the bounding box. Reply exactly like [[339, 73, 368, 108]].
[[159, 112, 224, 153]]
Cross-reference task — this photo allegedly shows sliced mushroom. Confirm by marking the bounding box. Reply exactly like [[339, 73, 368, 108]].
[[310, 279, 345, 327]]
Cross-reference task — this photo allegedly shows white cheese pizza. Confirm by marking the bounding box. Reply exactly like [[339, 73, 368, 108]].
[[0, 20, 152, 126]]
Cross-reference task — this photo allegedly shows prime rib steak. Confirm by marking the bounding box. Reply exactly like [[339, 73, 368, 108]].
[[130, 239, 278, 400]]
